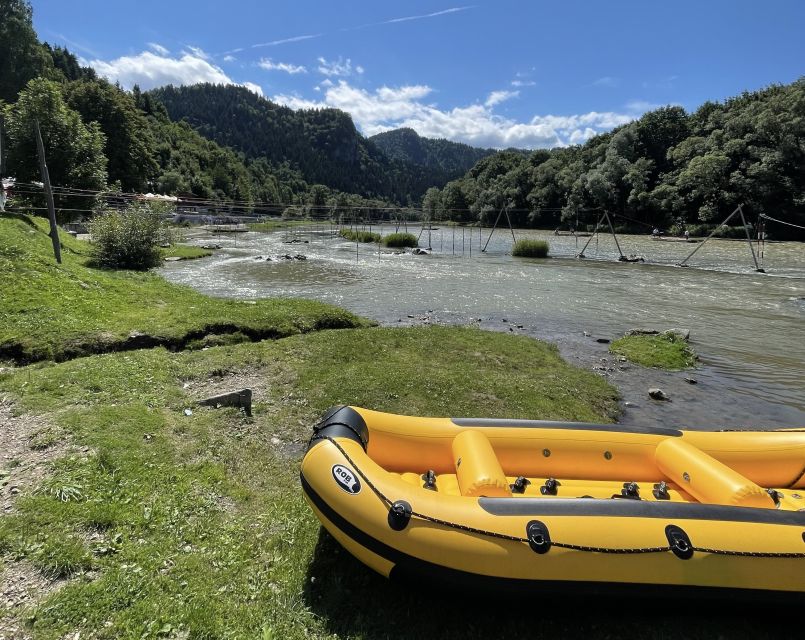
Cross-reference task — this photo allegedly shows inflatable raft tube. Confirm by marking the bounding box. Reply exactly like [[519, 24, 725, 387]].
[[300, 406, 805, 598]]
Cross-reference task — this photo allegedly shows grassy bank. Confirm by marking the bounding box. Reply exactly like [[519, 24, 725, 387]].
[[610, 332, 696, 370], [161, 244, 214, 261], [0, 214, 368, 363], [247, 219, 315, 232], [0, 326, 620, 639]]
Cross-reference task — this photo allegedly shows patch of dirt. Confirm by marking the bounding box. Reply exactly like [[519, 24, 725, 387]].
[[0, 560, 66, 640], [0, 398, 68, 515], [181, 368, 271, 406], [0, 397, 73, 640]]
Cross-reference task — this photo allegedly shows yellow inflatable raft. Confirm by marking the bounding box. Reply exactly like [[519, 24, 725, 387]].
[[300, 406, 805, 598]]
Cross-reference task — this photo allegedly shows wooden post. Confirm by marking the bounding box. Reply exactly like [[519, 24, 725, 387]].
[[34, 119, 62, 264]]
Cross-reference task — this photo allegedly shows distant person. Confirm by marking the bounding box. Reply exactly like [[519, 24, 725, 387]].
[[652, 228, 660, 238], [684, 229, 690, 240]]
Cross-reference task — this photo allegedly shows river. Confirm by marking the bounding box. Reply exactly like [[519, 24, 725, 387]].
[[159, 224, 805, 430]]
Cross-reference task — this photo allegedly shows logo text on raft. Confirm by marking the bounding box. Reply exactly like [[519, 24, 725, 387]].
[[332, 464, 362, 494]]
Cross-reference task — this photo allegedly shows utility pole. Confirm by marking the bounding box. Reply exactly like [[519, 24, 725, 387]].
[[34, 119, 62, 264]]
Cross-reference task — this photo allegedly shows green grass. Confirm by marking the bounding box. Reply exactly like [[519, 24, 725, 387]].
[[0, 213, 369, 363], [610, 333, 697, 370], [512, 239, 550, 258], [160, 244, 213, 261], [247, 219, 314, 232], [0, 326, 623, 639], [380, 232, 418, 248], [338, 228, 381, 243]]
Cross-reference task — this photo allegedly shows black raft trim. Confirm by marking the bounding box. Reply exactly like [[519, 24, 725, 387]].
[[299, 472, 805, 602], [450, 418, 682, 437], [308, 405, 369, 453], [478, 497, 805, 526]]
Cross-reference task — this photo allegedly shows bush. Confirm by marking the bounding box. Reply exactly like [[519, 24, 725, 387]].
[[512, 239, 549, 258], [381, 232, 418, 248], [90, 204, 171, 270], [339, 229, 380, 243]]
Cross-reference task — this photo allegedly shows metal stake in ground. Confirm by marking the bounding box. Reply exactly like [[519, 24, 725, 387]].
[[34, 119, 62, 264]]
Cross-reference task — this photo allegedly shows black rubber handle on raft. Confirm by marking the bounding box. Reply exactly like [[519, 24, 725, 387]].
[[666, 524, 694, 560], [526, 520, 552, 554], [308, 405, 369, 452]]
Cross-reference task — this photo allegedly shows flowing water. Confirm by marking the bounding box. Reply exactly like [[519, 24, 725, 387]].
[[160, 224, 805, 429]]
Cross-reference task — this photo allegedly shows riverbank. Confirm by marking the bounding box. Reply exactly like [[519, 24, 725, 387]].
[[0, 214, 369, 364]]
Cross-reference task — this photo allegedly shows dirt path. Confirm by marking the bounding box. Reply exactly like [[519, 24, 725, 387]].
[[0, 396, 69, 640]]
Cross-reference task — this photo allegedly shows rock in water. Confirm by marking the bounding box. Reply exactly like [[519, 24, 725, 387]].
[[648, 388, 670, 401]]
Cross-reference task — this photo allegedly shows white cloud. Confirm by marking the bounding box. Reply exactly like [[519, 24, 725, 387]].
[[224, 34, 321, 55], [317, 57, 360, 77], [148, 42, 169, 55], [223, 55, 237, 63], [592, 76, 619, 88], [485, 90, 519, 108], [380, 6, 473, 25], [258, 58, 308, 74], [242, 82, 264, 96], [272, 80, 637, 149], [184, 45, 210, 61], [89, 50, 261, 94], [511, 79, 536, 87]]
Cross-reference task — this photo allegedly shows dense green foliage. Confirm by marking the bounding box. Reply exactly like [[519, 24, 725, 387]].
[[0, 213, 368, 363], [89, 203, 168, 270], [512, 238, 550, 258], [381, 232, 419, 248], [64, 79, 158, 191], [0, 0, 54, 102], [148, 84, 458, 202], [430, 82, 805, 239], [4, 77, 108, 219], [369, 127, 495, 184]]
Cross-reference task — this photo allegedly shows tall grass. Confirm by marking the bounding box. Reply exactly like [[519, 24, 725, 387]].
[[512, 239, 549, 258], [339, 229, 380, 243], [381, 232, 418, 248]]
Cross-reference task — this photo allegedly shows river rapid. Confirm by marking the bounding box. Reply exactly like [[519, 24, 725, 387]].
[[160, 224, 805, 430]]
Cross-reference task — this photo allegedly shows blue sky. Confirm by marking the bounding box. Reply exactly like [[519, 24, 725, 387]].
[[32, 0, 805, 149]]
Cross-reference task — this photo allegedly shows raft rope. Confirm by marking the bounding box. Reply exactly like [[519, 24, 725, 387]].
[[314, 435, 805, 558]]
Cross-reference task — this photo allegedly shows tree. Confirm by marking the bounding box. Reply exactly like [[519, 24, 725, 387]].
[[64, 79, 157, 191], [5, 78, 107, 219], [0, 0, 53, 102], [422, 187, 441, 221]]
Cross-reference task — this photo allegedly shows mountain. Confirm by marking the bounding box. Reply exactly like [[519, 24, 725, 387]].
[[147, 84, 492, 204], [369, 128, 495, 183]]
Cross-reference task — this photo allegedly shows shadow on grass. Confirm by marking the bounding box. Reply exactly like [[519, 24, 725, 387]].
[[303, 528, 797, 640]]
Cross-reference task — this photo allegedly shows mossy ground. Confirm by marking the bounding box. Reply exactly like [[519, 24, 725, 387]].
[[609, 333, 697, 370]]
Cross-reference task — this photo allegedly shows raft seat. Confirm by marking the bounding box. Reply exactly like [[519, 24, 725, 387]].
[[655, 439, 775, 508], [452, 430, 512, 497]]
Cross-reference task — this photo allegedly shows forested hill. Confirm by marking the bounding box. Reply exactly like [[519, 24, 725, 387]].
[[148, 84, 463, 203], [426, 78, 805, 239], [369, 128, 495, 183]]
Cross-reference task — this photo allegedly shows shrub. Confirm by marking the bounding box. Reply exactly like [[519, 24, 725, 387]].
[[339, 229, 380, 243], [90, 204, 171, 270], [381, 232, 418, 248], [512, 239, 549, 258]]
